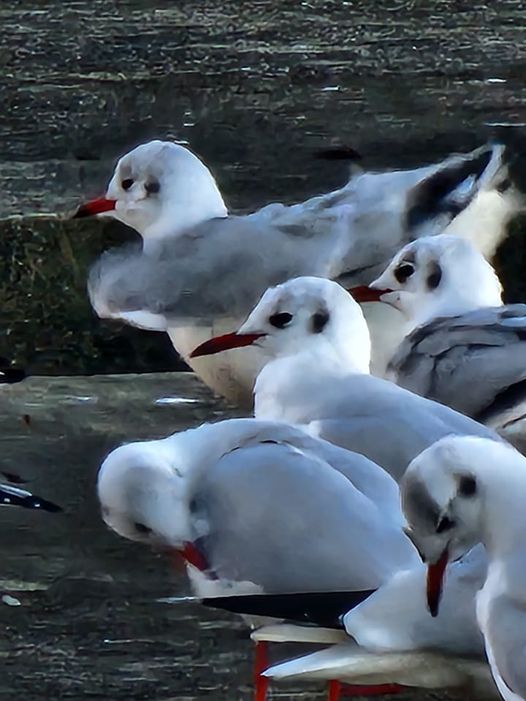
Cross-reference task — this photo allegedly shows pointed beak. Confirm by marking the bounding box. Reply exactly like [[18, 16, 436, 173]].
[[190, 332, 266, 358], [166, 542, 211, 574], [72, 197, 117, 219], [426, 547, 449, 617], [348, 285, 392, 303], [180, 542, 209, 571]]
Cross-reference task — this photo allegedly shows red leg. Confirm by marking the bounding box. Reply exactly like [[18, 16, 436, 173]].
[[253, 640, 270, 701], [328, 680, 342, 701], [328, 681, 405, 699]]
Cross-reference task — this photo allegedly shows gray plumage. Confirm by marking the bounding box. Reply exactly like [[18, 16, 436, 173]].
[[484, 593, 526, 700], [264, 369, 502, 483], [88, 143, 509, 327], [97, 418, 419, 597], [388, 305, 526, 435]]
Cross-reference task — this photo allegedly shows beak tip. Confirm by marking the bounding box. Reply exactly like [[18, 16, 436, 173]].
[[71, 207, 87, 220], [348, 285, 392, 303], [70, 197, 117, 220], [190, 332, 265, 358], [428, 600, 439, 618]]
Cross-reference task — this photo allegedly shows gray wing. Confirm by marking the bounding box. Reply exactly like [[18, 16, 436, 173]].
[[88, 214, 342, 325], [190, 440, 418, 594], [302, 374, 500, 482], [88, 141, 507, 325], [484, 593, 526, 700], [389, 305, 526, 420], [344, 544, 486, 656], [242, 424, 406, 521]]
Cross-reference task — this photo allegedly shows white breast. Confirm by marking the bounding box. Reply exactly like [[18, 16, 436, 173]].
[[167, 320, 266, 408]]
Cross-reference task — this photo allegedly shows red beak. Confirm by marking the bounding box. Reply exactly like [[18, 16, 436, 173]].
[[190, 332, 265, 358], [426, 547, 449, 617], [348, 285, 392, 303], [179, 542, 209, 572], [72, 197, 117, 219]]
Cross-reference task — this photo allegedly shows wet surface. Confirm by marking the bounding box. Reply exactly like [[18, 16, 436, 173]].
[[1, 1, 526, 373], [0, 373, 463, 700], [2, 0, 526, 217]]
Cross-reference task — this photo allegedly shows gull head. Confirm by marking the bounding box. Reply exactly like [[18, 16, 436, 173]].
[[97, 438, 199, 553], [369, 235, 502, 327], [401, 435, 497, 616], [74, 140, 227, 241], [191, 276, 371, 374]]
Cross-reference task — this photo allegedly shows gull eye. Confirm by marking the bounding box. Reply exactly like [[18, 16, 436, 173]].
[[145, 181, 160, 195], [436, 515, 455, 534], [394, 262, 415, 284], [459, 475, 477, 497], [121, 178, 134, 191], [134, 521, 152, 535], [269, 312, 293, 329]]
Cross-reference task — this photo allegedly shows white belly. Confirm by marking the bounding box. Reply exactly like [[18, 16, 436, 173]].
[[361, 302, 406, 378], [168, 320, 267, 409]]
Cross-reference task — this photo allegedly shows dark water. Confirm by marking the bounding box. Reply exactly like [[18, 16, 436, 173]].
[[2, 2, 526, 698]]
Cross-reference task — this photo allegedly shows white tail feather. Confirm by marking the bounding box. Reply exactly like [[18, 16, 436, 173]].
[[265, 642, 491, 691], [251, 624, 347, 645]]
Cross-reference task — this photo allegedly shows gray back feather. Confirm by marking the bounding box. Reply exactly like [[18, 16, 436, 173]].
[[188, 431, 418, 593], [389, 305, 526, 419], [485, 593, 526, 699], [88, 142, 506, 326]]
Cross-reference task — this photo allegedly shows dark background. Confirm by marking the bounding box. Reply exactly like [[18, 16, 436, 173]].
[[2, 0, 526, 375]]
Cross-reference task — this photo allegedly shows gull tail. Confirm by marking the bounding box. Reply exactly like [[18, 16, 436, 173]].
[[252, 623, 347, 645], [265, 643, 487, 691], [405, 143, 498, 232], [406, 130, 526, 258]]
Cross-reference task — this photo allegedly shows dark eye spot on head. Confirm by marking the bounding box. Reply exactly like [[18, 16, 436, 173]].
[[436, 514, 455, 534], [122, 178, 134, 191], [269, 312, 293, 329], [145, 181, 160, 195], [394, 261, 415, 284], [426, 261, 442, 290], [497, 177, 511, 194], [134, 521, 152, 535], [458, 475, 477, 497], [311, 309, 330, 334]]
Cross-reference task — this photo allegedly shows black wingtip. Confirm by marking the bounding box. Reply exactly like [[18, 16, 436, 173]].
[[314, 146, 363, 162], [405, 146, 494, 231], [0, 486, 62, 513], [0, 357, 26, 385], [202, 589, 376, 628], [0, 367, 26, 384], [29, 497, 63, 513]]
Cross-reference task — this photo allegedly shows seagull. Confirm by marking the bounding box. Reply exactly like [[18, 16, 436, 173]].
[[401, 435, 526, 701], [191, 275, 500, 481], [97, 417, 420, 700], [260, 546, 497, 699], [355, 235, 526, 452], [74, 137, 519, 406]]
